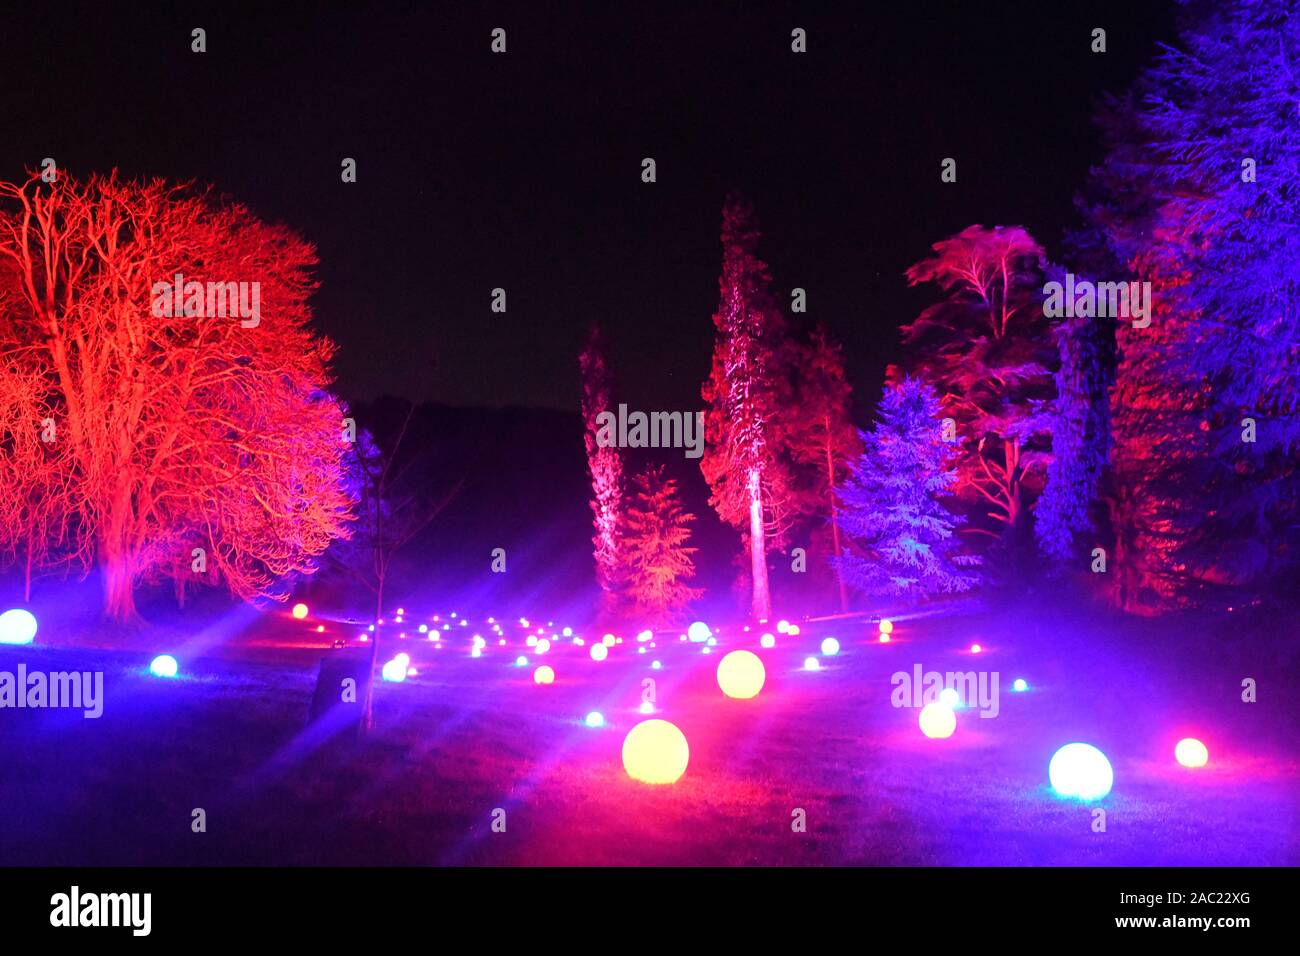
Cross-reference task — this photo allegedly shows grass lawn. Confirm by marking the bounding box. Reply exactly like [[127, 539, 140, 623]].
[[1, 602, 1295, 865]]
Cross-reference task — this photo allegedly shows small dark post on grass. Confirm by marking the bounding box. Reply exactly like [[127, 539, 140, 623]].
[[308, 647, 374, 741]]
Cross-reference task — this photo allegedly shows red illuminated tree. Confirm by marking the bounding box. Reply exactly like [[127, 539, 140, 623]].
[[701, 194, 802, 620], [579, 323, 625, 607], [0, 171, 353, 622], [619, 465, 702, 624], [895, 226, 1056, 561], [789, 324, 861, 610]]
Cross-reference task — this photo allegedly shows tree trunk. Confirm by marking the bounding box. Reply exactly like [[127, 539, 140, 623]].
[[101, 550, 139, 624], [747, 468, 772, 620], [824, 424, 847, 612]]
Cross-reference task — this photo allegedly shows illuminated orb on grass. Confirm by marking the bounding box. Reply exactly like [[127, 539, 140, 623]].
[[938, 687, 960, 708], [638, 700, 655, 714], [970, 643, 982, 654], [584, 711, 605, 728], [148, 654, 179, 678], [602, 633, 616, 648], [590, 643, 608, 662], [621, 719, 689, 785], [515, 655, 528, 667], [919, 702, 956, 738], [0, 609, 38, 645], [760, 632, 776, 649], [291, 603, 309, 620], [533, 665, 555, 685], [716, 650, 765, 699], [803, 656, 820, 671], [536, 639, 551, 654], [879, 634, 891, 644], [777, 619, 790, 634], [1175, 738, 1209, 769], [820, 637, 840, 657], [381, 658, 408, 682], [1049, 743, 1114, 800], [687, 621, 711, 643], [1012, 678, 1028, 692], [879, 619, 893, 635]]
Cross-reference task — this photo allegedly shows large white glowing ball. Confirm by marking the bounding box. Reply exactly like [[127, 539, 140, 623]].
[[622, 719, 689, 785], [1049, 743, 1114, 800], [760, 632, 776, 649], [602, 633, 616, 648], [526, 635, 538, 647], [820, 637, 840, 657], [687, 621, 712, 643], [394, 652, 410, 666], [803, 656, 820, 671], [291, 603, 309, 620], [878, 619, 893, 635], [381, 658, 408, 682], [919, 702, 957, 739], [533, 665, 555, 685], [777, 619, 790, 634], [1175, 738, 1209, 769], [938, 687, 961, 708], [0, 608, 37, 645], [716, 650, 766, 700], [590, 643, 608, 662], [535, 639, 551, 655], [148, 654, 179, 678]]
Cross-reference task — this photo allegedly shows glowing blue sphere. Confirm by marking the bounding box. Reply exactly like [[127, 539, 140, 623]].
[[687, 621, 712, 643], [584, 711, 605, 728], [820, 637, 840, 657], [515, 655, 529, 667], [381, 658, 408, 682], [1049, 743, 1114, 801], [1013, 678, 1028, 692], [0, 608, 37, 645], [148, 654, 179, 678]]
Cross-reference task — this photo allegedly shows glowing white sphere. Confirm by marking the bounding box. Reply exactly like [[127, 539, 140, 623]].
[[1175, 738, 1208, 769], [394, 652, 410, 666], [291, 603, 309, 620], [0, 608, 38, 645], [637, 629, 653, 643], [590, 643, 608, 662], [562, 627, 573, 637], [777, 619, 790, 634], [515, 655, 528, 667], [621, 719, 689, 784], [1049, 743, 1114, 800], [584, 711, 605, 728], [1012, 678, 1028, 692], [879, 634, 891, 644], [716, 650, 766, 699], [639, 700, 655, 714], [803, 656, 820, 671], [687, 621, 712, 643], [536, 639, 551, 654], [820, 637, 840, 657], [760, 632, 776, 649], [418, 624, 428, 634], [651, 660, 662, 670], [526, 635, 538, 647], [533, 665, 555, 685], [938, 687, 960, 708], [381, 658, 408, 682], [602, 634, 616, 648], [919, 702, 956, 738], [148, 654, 179, 678], [878, 619, 893, 635], [788, 624, 801, 636], [970, 643, 982, 654]]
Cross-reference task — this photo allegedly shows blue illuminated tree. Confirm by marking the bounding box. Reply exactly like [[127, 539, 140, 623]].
[[835, 377, 980, 600], [1080, 0, 1300, 606]]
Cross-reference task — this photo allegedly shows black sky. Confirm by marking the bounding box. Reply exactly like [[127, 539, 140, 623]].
[[1, 0, 1176, 419]]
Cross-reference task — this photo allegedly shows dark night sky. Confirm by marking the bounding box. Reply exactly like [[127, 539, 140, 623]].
[[1, 0, 1176, 419]]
